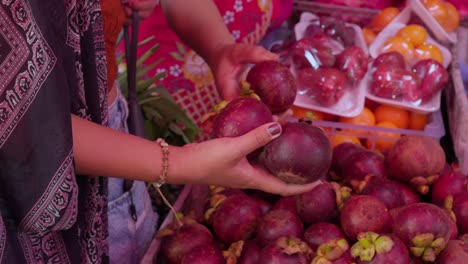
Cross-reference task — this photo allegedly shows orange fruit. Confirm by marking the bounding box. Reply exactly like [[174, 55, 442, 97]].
[[370, 7, 400, 33], [409, 111, 430, 130], [441, 2, 460, 32], [330, 133, 362, 148], [366, 121, 400, 153], [362, 28, 377, 46], [421, 0, 449, 26], [414, 43, 443, 65], [291, 105, 325, 120], [339, 107, 376, 137], [339, 107, 376, 127], [381, 36, 415, 64], [396, 24, 428, 47], [374, 104, 410, 129]]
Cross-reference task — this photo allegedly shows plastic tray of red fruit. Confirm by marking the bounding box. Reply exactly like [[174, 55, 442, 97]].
[[289, 12, 369, 117]]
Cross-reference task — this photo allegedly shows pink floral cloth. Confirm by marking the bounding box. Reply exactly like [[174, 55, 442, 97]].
[[121, 0, 292, 132]]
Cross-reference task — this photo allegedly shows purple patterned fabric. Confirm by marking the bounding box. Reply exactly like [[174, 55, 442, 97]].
[[0, 0, 109, 263]]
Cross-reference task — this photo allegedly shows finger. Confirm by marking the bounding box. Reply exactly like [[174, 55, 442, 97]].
[[130, 0, 157, 12], [245, 166, 325, 196], [138, 10, 153, 20], [231, 44, 279, 64], [236, 122, 281, 157], [217, 78, 241, 100]]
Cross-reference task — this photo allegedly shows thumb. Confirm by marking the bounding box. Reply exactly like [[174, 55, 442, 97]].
[[236, 122, 282, 157], [232, 44, 279, 64]]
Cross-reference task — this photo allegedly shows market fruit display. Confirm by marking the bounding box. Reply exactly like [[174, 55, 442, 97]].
[[157, 109, 467, 263]]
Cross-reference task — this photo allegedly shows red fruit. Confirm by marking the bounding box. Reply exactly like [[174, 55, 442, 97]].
[[351, 232, 409, 264], [296, 182, 339, 224], [290, 37, 337, 69], [212, 194, 262, 245], [391, 203, 453, 262], [259, 121, 333, 184], [361, 177, 420, 209], [335, 46, 369, 82], [309, 33, 346, 56], [211, 97, 273, 138], [258, 237, 313, 264], [452, 191, 468, 234], [412, 59, 449, 101], [180, 243, 224, 264], [330, 142, 366, 180], [272, 196, 298, 214], [158, 217, 214, 264], [371, 64, 420, 102], [256, 209, 304, 247], [386, 135, 446, 194], [246, 60, 297, 114], [238, 240, 262, 264], [431, 171, 468, 207], [224, 240, 262, 264], [340, 195, 391, 241], [298, 67, 347, 107], [436, 237, 468, 264], [303, 222, 347, 252], [372, 51, 407, 70], [340, 150, 387, 193]]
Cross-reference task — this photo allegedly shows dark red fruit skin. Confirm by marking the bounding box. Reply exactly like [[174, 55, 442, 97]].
[[371, 64, 420, 102], [272, 196, 298, 214], [386, 135, 446, 194], [412, 59, 449, 101], [431, 172, 468, 207], [296, 182, 339, 224], [212, 194, 262, 245], [259, 121, 333, 184], [303, 222, 347, 251], [355, 234, 409, 264], [211, 97, 273, 138], [391, 203, 452, 252], [180, 243, 224, 264], [333, 250, 354, 264], [452, 191, 468, 234], [159, 220, 214, 264], [246, 60, 297, 114], [340, 195, 391, 240], [335, 46, 369, 82], [330, 142, 366, 180], [341, 150, 387, 193], [256, 209, 304, 247], [289, 37, 336, 69], [299, 67, 347, 107], [436, 237, 468, 264], [372, 51, 407, 70], [258, 237, 313, 264], [238, 240, 262, 264], [361, 177, 420, 209], [249, 195, 272, 215]]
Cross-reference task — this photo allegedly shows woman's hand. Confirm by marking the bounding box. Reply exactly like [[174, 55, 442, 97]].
[[169, 122, 323, 196], [123, 0, 158, 24], [209, 43, 279, 101]]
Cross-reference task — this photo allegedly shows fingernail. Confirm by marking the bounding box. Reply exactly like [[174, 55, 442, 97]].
[[267, 123, 281, 137]]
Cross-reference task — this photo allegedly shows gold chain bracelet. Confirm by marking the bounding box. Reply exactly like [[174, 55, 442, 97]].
[[155, 138, 169, 188]]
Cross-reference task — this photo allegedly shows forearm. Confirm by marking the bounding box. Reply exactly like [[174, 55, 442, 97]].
[[71, 114, 185, 183], [160, 0, 234, 67]]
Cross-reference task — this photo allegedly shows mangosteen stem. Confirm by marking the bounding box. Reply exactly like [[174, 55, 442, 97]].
[[154, 186, 182, 225], [410, 234, 446, 261]]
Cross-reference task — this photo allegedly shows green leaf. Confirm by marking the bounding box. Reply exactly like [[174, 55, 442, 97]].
[[169, 52, 184, 61], [137, 43, 160, 66], [137, 36, 156, 47], [168, 123, 191, 144], [136, 74, 165, 94], [175, 42, 187, 55], [137, 59, 165, 80]]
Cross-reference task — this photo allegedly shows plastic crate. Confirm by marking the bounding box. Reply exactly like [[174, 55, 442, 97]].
[[446, 26, 468, 174]]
